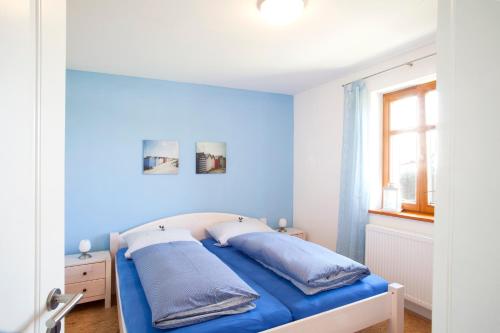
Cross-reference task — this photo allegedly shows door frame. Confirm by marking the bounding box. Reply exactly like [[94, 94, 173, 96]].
[[36, 0, 66, 331]]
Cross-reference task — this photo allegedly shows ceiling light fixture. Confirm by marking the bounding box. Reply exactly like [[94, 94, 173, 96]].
[[259, 0, 305, 26]]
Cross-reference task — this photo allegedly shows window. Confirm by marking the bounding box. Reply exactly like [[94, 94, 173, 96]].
[[383, 81, 437, 216]]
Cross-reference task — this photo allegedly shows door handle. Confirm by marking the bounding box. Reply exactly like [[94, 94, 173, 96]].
[[45, 288, 83, 332]]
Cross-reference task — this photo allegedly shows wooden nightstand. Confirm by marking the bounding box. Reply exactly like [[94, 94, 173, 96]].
[[65, 251, 111, 308], [276, 227, 307, 240]]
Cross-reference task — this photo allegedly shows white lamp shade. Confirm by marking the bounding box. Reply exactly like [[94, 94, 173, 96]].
[[79, 239, 91, 253], [278, 218, 287, 228]]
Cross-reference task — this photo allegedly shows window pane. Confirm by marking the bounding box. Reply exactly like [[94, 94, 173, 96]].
[[425, 90, 438, 126], [390, 96, 418, 130], [390, 133, 418, 202], [427, 129, 437, 205]]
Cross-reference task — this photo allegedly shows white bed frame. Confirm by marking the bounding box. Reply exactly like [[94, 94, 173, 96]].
[[110, 212, 404, 333]]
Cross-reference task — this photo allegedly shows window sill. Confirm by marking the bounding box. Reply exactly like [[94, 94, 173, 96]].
[[368, 209, 434, 223]]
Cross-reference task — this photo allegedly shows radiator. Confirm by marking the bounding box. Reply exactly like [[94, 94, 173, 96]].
[[365, 224, 433, 310]]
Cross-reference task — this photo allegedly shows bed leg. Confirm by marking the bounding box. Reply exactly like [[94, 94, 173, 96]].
[[110, 232, 120, 295], [388, 283, 404, 333]]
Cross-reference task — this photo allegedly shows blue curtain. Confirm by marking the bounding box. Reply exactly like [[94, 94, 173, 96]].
[[336, 80, 369, 264]]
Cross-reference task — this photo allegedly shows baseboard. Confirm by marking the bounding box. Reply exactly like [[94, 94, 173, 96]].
[[405, 300, 432, 320]]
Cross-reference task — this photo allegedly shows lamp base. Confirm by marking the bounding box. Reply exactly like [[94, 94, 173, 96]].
[[79, 253, 92, 260], [278, 227, 287, 233]]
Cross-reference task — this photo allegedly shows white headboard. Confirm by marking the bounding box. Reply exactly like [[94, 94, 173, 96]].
[[109, 212, 262, 259]]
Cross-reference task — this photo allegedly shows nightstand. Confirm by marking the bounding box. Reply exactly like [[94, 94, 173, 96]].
[[65, 250, 111, 308], [276, 227, 307, 240]]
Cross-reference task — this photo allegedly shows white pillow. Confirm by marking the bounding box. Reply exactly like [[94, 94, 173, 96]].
[[123, 228, 200, 258], [206, 219, 274, 246]]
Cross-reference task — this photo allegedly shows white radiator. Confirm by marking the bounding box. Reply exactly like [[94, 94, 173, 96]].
[[365, 224, 433, 310]]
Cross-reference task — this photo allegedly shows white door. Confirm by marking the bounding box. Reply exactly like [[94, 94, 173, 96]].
[[434, 0, 500, 332], [0, 0, 66, 332]]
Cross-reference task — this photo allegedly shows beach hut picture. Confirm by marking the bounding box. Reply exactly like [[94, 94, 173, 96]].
[[196, 142, 226, 174], [143, 140, 179, 175]]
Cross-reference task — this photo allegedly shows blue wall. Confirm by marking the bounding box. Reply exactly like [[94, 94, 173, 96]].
[[65, 70, 293, 254]]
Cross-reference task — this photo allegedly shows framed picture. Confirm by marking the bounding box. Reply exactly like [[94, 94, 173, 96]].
[[196, 142, 226, 174], [143, 140, 179, 175]]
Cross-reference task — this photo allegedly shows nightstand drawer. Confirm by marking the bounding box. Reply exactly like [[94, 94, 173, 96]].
[[65, 262, 105, 284], [66, 278, 106, 299], [293, 233, 306, 240], [276, 228, 307, 240]]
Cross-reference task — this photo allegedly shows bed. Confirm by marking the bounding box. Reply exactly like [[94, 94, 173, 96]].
[[110, 212, 404, 333]]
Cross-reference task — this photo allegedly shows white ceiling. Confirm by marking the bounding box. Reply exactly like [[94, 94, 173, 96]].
[[67, 0, 437, 95]]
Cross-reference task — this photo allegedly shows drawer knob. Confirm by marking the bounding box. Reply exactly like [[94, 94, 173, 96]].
[[83, 288, 87, 293], [82, 272, 87, 276]]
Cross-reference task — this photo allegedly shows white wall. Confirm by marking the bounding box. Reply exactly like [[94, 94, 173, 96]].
[[433, 1, 500, 332], [294, 44, 436, 250]]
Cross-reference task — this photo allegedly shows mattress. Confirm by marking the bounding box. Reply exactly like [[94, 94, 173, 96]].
[[202, 238, 388, 320], [116, 248, 292, 333]]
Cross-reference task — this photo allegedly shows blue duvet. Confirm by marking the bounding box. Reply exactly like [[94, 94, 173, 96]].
[[131, 241, 259, 329], [228, 232, 370, 295], [203, 238, 387, 320]]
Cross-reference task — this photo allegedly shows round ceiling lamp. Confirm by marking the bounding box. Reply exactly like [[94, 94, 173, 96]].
[[259, 0, 305, 25]]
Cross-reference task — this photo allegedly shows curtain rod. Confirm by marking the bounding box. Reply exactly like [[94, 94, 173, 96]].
[[341, 52, 437, 87]]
